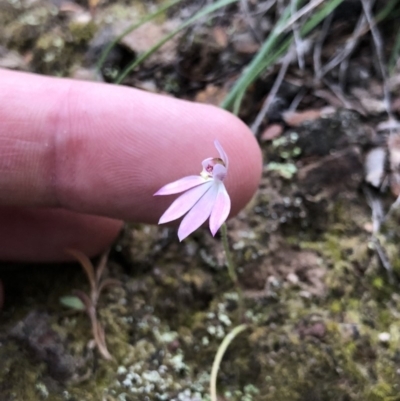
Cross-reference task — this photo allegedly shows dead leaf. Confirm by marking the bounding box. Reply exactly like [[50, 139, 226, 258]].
[[121, 20, 180, 65], [351, 87, 386, 115], [260, 123, 283, 141], [212, 26, 228, 48], [194, 85, 227, 106], [282, 107, 336, 127], [298, 147, 363, 202], [232, 32, 259, 54], [376, 119, 400, 132]]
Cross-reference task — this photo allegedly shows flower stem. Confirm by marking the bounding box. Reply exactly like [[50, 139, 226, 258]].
[[221, 223, 244, 319], [221, 223, 236, 283]]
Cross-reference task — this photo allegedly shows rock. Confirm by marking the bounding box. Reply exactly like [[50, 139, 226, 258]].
[[297, 147, 363, 202], [9, 311, 80, 382]]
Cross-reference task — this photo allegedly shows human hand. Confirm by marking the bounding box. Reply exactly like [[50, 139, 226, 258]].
[[0, 69, 262, 262]]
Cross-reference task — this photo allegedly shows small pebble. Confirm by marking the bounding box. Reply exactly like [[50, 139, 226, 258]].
[[378, 332, 390, 343]]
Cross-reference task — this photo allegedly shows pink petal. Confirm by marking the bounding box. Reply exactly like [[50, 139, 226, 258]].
[[154, 175, 206, 196], [158, 181, 213, 224], [214, 140, 229, 169], [209, 182, 231, 236], [212, 164, 227, 181], [178, 182, 219, 241]]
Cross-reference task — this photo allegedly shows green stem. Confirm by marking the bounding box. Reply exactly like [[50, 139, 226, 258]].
[[221, 223, 244, 319], [210, 324, 248, 401], [221, 223, 236, 284]]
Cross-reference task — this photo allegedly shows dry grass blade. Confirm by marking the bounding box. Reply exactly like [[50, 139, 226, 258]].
[[252, 0, 277, 15], [66, 249, 116, 360], [95, 323, 113, 361], [322, 79, 364, 113], [364, 187, 394, 284], [222, 0, 345, 113], [313, 10, 333, 79], [363, 186, 385, 233], [210, 324, 248, 401], [240, 0, 262, 43], [290, 0, 305, 70], [276, 0, 325, 35], [95, 249, 110, 288], [97, 278, 122, 296], [319, 12, 367, 79], [66, 249, 96, 297], [251, 49, 292, 134], [88, 305, 112, 361], [72, 290, 94, 315], [97, 278, 121, 295], [73, 289, 113, 360], [361, 0, 392, 117], [372, 236, 394, 284]]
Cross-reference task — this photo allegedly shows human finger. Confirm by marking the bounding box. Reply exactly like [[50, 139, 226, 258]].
[[0, 207, 122, 261], [0, 69, 262, 222]]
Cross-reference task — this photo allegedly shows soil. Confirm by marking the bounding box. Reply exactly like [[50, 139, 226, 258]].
[[1, 0, 400, 400]]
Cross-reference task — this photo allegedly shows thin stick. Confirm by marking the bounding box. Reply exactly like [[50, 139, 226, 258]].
[[252, 0, 276, 16], [276, 0, 325, 35], [210, 324, 248, 401], [360, 0, 392, 118], [240, 0, 262, 43], [290, 0, 305, 70], [251, 50, 292, 134], [289, 87, 306, 111], [321, 13, 367, 80], [313, 11, 333, 79]]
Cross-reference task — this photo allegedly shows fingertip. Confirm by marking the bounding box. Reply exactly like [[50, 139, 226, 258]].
[[145, 102, 262, 223]]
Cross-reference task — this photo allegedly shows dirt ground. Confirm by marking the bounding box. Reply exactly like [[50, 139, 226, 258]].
[[1, 0, 400, 400]]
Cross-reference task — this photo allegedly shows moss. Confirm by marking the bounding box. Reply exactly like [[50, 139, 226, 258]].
[[68, 20, 98, 45]]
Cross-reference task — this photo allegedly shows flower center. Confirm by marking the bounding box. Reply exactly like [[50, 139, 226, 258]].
[[206, 164, 213, 173], [200, 157, 225, 180]]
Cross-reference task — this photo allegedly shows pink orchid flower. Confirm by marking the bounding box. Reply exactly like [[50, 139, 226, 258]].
[[154, 140, 231, 241]]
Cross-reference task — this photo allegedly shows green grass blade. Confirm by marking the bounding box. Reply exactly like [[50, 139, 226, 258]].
[[221, 0, 345, 113], [300, 0, 344, 35], [375, 0, 400, 21], [389, 27, 400, 75], [221, 3, 294, 111], [114, 0, 238, 85], [96, 0, 182, 73]]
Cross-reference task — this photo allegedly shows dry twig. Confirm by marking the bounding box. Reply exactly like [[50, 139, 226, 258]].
[[251, 49, 293, 134], [313, 10, 333, 79], [360, 0, 392, 118], [319, 12, 367, 80], [290, 0, 305, 70]]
